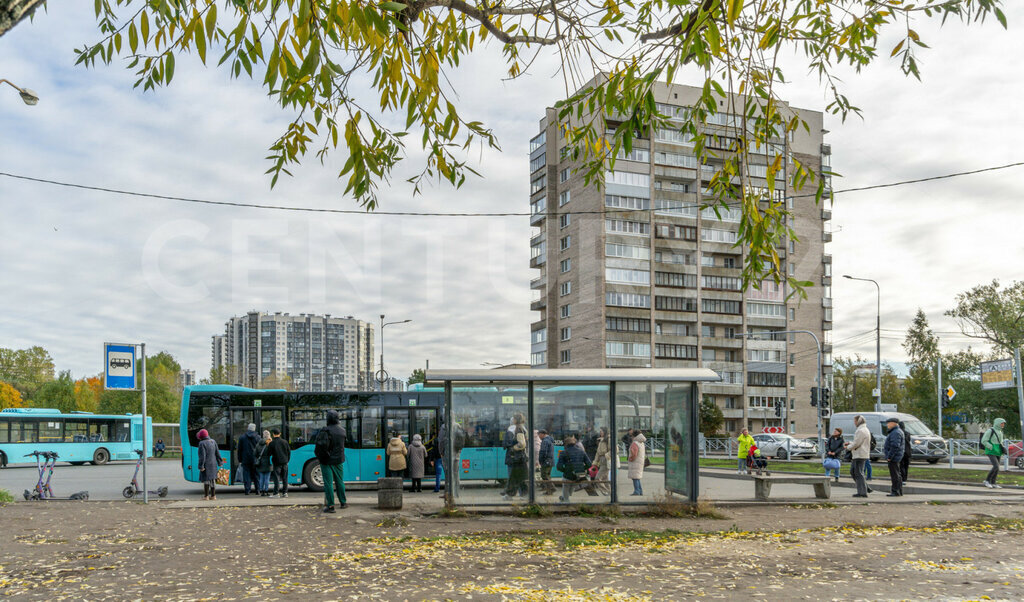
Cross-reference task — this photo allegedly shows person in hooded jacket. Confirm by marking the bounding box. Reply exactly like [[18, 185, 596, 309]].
[[315, 410, 347, 512], [254, 430, 273, 496], [982, 417, 1008, 488], [386, 432, 408, 479], [592, 427, 612, 494], [408, 434, 427, 492], [196, 428, 224, 500], [628, 431, 647, 496], [236, 423, 262, 495]]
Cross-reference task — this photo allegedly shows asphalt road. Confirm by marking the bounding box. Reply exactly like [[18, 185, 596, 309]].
[[0, 458, 197, 500]]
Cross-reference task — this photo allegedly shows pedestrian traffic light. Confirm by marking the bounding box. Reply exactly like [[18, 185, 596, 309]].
[[810, 387, 819, 407], [819, 407, 831, 419], [941, 389, 950, 408]]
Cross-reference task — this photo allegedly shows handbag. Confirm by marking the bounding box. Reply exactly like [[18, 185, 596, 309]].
[[643, 457, 651, 468], [215, 468, 230, 485], [822, 457, 840, 470]]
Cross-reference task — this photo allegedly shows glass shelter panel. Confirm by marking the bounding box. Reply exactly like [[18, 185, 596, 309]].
[[663, 384, 696, 500], [533, 383, 611, 505], [449, 384, 528, 505], [615, 383, 663, 503]]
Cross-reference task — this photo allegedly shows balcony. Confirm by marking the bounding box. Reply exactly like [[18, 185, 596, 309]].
[[531, 297, 547, 311], [823, 230, 832, 243], [531, 275, 547, 290], [722, 408, 744, 419], [822, 297, 832, 308], [530, 254, 546, 268], [821, 208, 832, 221], [530, 211, 545, 226]]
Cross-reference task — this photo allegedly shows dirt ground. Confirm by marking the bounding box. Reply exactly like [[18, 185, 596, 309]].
[[2, 500, 1023, 600]]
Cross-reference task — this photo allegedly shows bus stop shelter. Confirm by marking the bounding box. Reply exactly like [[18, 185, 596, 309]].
[[426, 368, 720, 507]]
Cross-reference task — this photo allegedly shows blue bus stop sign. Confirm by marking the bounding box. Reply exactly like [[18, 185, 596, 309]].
[[104, 343, 137, 390]]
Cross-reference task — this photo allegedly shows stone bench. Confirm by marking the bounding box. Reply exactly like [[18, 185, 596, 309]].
[[752, 475, 831, 501]]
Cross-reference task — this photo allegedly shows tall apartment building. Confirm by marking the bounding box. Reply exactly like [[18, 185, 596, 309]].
[[176, 369, 197, 392], [529, 79, 833, 436], [213, 312, 375, 391]]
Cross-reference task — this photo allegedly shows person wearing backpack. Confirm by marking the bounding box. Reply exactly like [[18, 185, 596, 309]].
[[236, 423, 262, 496], [502, 413, 529, 500], [315, 410, 347, 512], [254, 430, 273, 497], [981, 418, 1008, 488]]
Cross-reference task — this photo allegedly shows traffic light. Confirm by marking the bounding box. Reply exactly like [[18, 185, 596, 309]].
[[775, 401, 783, 417], [821, 387, 831, 408], [819, 407, 831, 419], [810, 387, 819, 407], [941, 389, 951, 408]]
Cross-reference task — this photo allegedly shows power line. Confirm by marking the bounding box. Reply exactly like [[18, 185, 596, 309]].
[[2, 160, 1023, 218]]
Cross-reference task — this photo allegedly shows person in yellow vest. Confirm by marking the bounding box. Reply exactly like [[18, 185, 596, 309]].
[[737, 428, 755, 475]]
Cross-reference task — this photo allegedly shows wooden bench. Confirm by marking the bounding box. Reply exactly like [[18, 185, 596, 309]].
[[752, 475, 831, 501]]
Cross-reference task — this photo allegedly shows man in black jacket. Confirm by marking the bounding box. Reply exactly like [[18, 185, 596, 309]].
[[883, 418, 905, 497], [315, 410, 347, 513], [236, 423, 262, 495], [899, 420, 912, 484], [268, 428, 291, 498]]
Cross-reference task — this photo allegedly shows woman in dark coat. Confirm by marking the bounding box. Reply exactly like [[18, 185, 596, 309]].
[[196, 428, 224, 500], [408, 434, 427, 492]]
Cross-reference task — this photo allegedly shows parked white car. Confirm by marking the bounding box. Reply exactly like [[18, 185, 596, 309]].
[[752, 433, 817, 459]]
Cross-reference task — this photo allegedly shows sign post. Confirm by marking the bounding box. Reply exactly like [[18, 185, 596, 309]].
[[104, 343, 147, 503]]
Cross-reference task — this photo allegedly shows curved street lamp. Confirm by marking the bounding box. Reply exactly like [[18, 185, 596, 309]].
[[0, 79, 39, 105], [377, 314, 411, 389], [843, 275, 881, 412]]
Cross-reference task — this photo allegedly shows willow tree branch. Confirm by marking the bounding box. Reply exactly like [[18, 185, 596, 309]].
[[0, 0, 47, 37]]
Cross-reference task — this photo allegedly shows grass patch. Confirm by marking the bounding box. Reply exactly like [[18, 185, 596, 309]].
[[376, 515, 409, 528], [518, 504, 553, 518], [644, 494, 726, 519], [0, 489, 13, 504], [927, 500, 950, 505]]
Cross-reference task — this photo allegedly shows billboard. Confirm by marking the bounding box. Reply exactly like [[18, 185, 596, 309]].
[[980, 359, 1015, 391]]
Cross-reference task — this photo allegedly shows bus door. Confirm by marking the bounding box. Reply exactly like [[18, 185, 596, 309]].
[[228, 408, 255, 483], [413, 408, 438, 476], [384, 408, 411, 478]]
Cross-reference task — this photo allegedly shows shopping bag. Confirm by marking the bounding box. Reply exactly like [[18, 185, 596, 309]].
[[216, 468, 230, 485]]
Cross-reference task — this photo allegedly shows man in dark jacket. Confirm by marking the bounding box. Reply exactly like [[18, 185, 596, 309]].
[[268, 428, 291, 498], [883, 418, 905, 497], [236, 423, 262, 495], [899, 420, 912, 484], [315, 410, 347, 513], [537, 430, 556, 494], [557, 436, 592, 502]]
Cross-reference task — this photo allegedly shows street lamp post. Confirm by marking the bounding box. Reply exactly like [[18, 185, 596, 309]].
[[377, 314, 411, 390], [0, 79, 39, 105], [843, 275, 881, 411], [737, 329, 823, 454]]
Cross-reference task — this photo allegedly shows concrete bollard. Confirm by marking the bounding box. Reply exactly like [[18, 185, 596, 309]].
[[377, 477, 403, 510]]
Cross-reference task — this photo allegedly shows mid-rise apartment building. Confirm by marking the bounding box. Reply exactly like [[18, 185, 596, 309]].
[[213, 312, 375, 391], [529, 78, 833, 436], [176, 369, 197, 392]]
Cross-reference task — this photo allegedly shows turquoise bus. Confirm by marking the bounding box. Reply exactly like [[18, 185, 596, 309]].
[[0, 408, 153, 468]]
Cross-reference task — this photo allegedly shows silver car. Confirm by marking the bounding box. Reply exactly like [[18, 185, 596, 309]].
[[752, 433, 817, 459]]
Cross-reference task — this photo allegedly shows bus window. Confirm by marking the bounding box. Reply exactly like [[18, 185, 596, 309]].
[[17, 420, 39, 443], [385, 409, 410, 441], [64, 420, 89, 443], [114, 421, 131, 442], [361, 407, 383, 448], [414, 409, 437, 443], [0, 418, 8, 443], [38, 420, 61, 443], [88, 419, 112, 442], [289, 410, 324, 446], [188, 406, 228, 445]]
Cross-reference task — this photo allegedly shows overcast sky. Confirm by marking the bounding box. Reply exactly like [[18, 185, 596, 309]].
[[2, 4, 1023, 382]]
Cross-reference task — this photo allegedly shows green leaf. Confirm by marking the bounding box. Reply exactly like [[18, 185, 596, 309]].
[[205, 3, 218, 39], [726, 0, 742, 24], [194, 24, 207, 63], [165, 53, 175, 83], [379, 2, 408, 12]]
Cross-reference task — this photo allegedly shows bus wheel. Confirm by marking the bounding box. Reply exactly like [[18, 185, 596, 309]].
[[91, 448, 110, 466], [0, 451, 6, 468], [303, 460, 325, 492]]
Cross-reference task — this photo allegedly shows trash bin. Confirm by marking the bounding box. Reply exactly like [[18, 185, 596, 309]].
[[377, 477, 403, 510]]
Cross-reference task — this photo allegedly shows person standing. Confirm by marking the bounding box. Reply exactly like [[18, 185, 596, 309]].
[[845, 416, 871, 498], [537, 429, 556, 494], [824, 428, 844, 482], [628, 430, 647, 496], [196, 429, 224, 500], [254, 430, 273, 496], [502, 413, 529, 500], [408, 434, 427, 492], [268, 428, 291, 498], [386, 432, 408, 479], [736, 428, 755, 474], [427, 431, 443, 493], [899, 420, 912, 484], [883, 418, 905, 497], [236, 423, 262, 495], [592, 427, 612, 494], [315, 410, 347, 513], [982, 418, 1008, 489]]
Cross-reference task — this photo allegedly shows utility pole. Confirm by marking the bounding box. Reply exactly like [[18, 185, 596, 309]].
[[1015, 348, 1024, 447]]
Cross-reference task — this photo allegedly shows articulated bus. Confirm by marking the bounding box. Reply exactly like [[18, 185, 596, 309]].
[[179, 384, 626, 490], [0, 408, 153, 468]]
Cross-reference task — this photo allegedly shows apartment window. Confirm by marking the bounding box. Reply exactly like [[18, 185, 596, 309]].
[[559, 167, 570, 182], [654, 128, 694, 146], [606, 268, 651, 285], [655, 272, 696, 288], [531, 174, 546, 195], [653, 198, 697, 216], [655, 295, 696, 312], [616, 147, 650, 162], [789, 353, 795, 366], [559, 281, 572, 296], [607, 317, 651, 333], [560, 304, 571, 318], [701, 228, 739, 244], [560, 258, 571, 273], [789, 240, 795, 253], [607, 171, 651, 188], [529, 132, 545, 152], [701, 348, 716, 361], [531, 329, 547, 344], [701, 254, 715, 267], [605, 195, 650, 210], [747, 302, 784, 318], [790, 375, 796, 388], [790, 398, 795, 410], [655, 223, 697, 241], [748, 349, 784, 362], [749, 395, 786, 409], [531, 351, 547, 365], [531, 197, 546, 215], [653, 150, 697, 168], [560, 327, 571, 342], [656, 344, 697, 360], [606, 341, 651, 357], [529, 152, 546, 173], [606, 292, 651, 308], [788, 262, 795, 276], [725, 327, 736, 339], [723, 257, 737, 268], [700, 206, 742, 223], [789, 308, 796, 321], [655, 250, 693, 265], [559, 213, 571, 229], [559, 191, 571, 206], [720, 371, 743, 384], [560, 235, 571, 251], [701, 275, 742, 291], [606, 219, 650, 236], [701, 325, 715, 338], [701, 299, 741, 315], [748, 372, 787, 387], [606, 243, 650, 260], [560, 350, 571, 364]]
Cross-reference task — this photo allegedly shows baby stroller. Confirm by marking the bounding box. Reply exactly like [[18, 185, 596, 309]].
[[747, 446, 769, 476]]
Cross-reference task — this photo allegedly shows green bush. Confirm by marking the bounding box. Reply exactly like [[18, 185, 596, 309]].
[[0, 489, 14, 504]]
